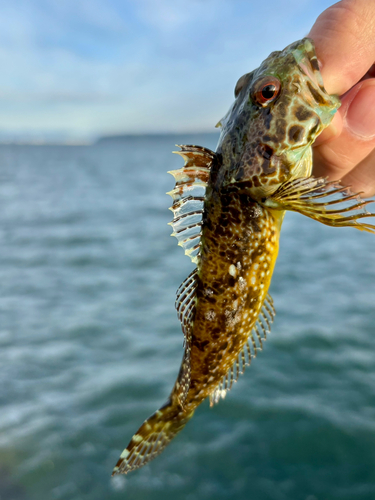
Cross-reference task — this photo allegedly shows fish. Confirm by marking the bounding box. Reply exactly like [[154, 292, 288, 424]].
[[112, 37, 375, 475]]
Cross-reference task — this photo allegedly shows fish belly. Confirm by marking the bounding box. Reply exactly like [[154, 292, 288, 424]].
[[184, 193, 283, 408]]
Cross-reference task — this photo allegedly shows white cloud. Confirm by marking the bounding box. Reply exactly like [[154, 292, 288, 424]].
[[0, 0, 336, 141]]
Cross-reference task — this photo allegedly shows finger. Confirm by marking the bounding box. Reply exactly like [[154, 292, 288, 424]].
[[341, 148, 375, 197], [313, 79, 375, 179], [314, 64, 375, 147], [313, 109, 343, 147], [360, 64, 375, 81], [308, 0, 375, 95]]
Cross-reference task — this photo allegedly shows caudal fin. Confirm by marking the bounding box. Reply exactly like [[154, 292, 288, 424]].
[[112, 399, 194, 475]]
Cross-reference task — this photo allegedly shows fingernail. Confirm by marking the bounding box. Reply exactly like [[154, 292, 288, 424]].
[[346, 83, 375, 138]]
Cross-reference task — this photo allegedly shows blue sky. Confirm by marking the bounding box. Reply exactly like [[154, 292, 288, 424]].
[[0, 0, 336, 142]]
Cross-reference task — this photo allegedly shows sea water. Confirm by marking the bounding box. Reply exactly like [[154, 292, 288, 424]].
[[1, 134, 375, 500]]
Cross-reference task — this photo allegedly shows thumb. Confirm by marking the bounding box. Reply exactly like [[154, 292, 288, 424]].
[[313, 79, 375, 194], [308, 0, 375, 95]]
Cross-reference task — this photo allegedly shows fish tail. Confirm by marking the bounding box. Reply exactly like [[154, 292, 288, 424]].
[[112, 398, 194, 475]]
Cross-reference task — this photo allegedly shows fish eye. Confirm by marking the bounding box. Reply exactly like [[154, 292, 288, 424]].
[[252, 76, 281, 106]]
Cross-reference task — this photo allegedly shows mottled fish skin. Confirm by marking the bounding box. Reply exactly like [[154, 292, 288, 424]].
[[112, 38, 374, 475], [183, 189, 280, 406], [216, 38, 339, 200]]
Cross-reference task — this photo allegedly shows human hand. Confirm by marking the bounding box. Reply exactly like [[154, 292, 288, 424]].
[[309, 0, 375, 196]]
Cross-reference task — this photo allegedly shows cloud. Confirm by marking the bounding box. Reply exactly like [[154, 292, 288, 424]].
[[0, 0, 336, 140]]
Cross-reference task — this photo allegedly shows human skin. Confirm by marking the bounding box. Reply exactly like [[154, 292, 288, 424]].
[[309, 0, 375, 197]]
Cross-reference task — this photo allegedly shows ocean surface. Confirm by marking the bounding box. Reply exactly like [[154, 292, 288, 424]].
[[1, 134, 375, 500]]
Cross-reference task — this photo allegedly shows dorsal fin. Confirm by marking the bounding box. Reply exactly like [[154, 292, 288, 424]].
[[172, 269, 198, 406], [167, 145, 215, 264], [209, 293, 276, 407]]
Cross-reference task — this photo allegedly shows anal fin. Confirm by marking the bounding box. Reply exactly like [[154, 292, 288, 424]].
[[209, 293, 276, 407], [173, 269, 198, 407], [264, 176, 375, 233]]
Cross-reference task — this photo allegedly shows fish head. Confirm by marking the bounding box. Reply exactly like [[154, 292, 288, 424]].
[[215, 37, 340, 200]]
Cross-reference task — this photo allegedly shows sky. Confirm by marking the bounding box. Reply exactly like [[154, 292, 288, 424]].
[[0, 0, 337, 143]]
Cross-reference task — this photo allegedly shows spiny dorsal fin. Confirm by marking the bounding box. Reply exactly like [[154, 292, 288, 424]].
[[209, 293, 275, 407], [167, 145, 215, 264], [265, 176, 375, 233], [173, 269, 198, 406]]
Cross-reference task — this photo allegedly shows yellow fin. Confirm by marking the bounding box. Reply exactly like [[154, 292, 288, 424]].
[[264, 176, 375, 233]]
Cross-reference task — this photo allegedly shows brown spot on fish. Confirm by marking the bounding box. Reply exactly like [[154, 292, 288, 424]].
[[211, 328, 221, 340], [227, 276, 236, 287], [288, 125, 304, 144], [264, 108, 273, 130], [295, 106, 313, 121], [258, 143, 274, 160], [276, 119, 287, 141], [253, 176, 261, 187], [307, 119, 321, 142], [193, 339, 210, 352], [310, 57, 320, 72], [261, 158, 277, 175], [307, 81, 326, 105]]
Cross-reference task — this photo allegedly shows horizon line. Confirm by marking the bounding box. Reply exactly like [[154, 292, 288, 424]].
[[0, 130, 221, 147]]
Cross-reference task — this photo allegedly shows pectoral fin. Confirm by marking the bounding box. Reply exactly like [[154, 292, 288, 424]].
[[264, 176, 375, 234]]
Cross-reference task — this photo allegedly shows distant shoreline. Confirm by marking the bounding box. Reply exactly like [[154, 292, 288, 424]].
[[0, 131, 220, 147], [95, 131, 220, 145]]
